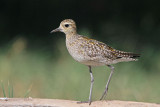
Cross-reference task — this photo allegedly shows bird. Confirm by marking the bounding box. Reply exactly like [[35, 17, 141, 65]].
[[50, 19, 140, 105]]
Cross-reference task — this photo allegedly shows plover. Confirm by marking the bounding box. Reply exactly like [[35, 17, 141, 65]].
[[50, 19, 140, 105]]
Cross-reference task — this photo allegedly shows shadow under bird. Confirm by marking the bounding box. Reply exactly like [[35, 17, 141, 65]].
[[50, 19, 140, 105]]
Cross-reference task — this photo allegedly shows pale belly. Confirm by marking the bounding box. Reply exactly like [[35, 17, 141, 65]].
[[80, 60, 106, 66], [66, 45, 107, 66]]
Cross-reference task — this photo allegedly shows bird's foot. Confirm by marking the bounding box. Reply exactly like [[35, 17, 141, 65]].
[[77, 101, 92, 105]]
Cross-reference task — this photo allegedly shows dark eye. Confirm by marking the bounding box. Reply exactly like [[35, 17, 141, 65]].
[[65, 24, 69, 27]]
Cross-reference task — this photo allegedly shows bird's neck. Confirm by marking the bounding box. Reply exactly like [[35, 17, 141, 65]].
[[65, 32, 78, 41]]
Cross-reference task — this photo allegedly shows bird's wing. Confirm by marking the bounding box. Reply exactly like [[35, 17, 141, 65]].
[[78, 36, 118, 60], [78, 36, 140, 61]]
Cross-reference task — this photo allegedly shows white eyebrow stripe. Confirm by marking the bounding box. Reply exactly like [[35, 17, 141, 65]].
[[64, 22, 72, 25]]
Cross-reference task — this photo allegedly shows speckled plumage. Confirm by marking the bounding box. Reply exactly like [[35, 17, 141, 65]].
[[51, 19, 139, 66], [51, 19, 140, 105]]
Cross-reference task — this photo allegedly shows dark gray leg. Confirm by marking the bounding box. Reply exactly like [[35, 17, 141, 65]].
[[100, 65, 114, 100], [77, 66, 94, 105]]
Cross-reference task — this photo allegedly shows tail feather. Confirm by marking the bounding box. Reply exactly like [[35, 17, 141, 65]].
[[115, 50, 140, 59], [129, 53, 140, 58]]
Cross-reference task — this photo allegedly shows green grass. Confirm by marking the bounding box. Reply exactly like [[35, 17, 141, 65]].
[[24, 84, 32, 98], [1, 81, 14, 98], [0, 39, 160, 103], [1, 81, 6, 97]]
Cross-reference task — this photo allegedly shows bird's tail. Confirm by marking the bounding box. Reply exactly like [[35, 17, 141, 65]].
[[115, 50, 140, 59], [125, 53, 140, 59]]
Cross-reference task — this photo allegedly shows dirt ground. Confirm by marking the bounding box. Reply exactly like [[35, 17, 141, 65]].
[[0, 98, 159, 107]]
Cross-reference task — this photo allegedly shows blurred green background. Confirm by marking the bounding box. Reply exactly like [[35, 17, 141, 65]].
[[0, 0, 160, 103]]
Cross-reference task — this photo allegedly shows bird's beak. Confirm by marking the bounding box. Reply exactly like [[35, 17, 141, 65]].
[[50, 27, 62, 33]]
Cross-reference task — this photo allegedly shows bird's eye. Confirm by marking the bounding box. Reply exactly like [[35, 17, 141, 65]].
[[65, 24, 69, 27]]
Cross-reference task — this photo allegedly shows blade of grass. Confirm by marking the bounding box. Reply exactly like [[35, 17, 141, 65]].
[[8, 81, 10, 98], [11, 85, 14, 98], [1, 80, 6, 97], [24, 84, 33, 98]]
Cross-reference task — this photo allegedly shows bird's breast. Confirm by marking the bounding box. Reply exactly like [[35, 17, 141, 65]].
[[66, 39, 86, 62]]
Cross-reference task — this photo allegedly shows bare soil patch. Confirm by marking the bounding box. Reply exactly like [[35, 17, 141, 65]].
[[0, 98, 159, 107]]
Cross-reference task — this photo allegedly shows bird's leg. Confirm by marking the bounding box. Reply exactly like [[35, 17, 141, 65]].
[[88, 66, 94, 104], [100, 65, 114, 100], [77, 66, 94, 105]]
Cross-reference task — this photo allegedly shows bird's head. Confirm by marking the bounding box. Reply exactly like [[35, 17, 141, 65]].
[[51, 19, 77, 35]]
